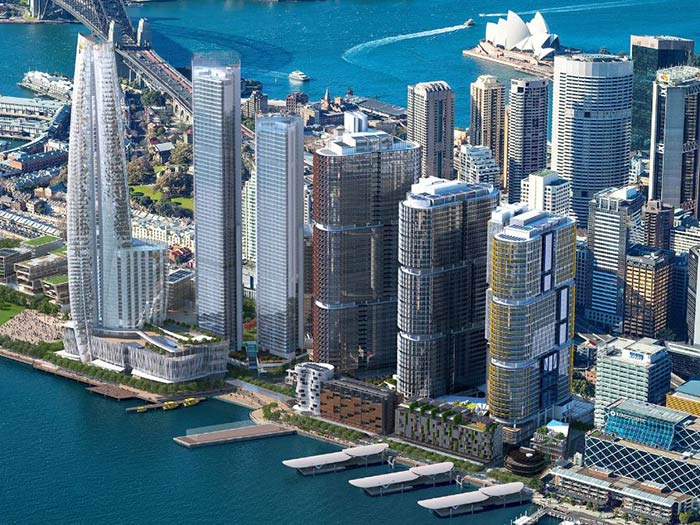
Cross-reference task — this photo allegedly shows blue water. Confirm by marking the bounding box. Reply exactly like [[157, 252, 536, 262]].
[[1, 0, 699, 126], [0, 359, 549, 524]]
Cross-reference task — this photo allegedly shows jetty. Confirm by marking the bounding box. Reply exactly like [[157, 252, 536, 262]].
[[86, 384, 135, 400], [348, 462, 455, 496], [174, 423, 294, 448], [417, 481, 532, 518], [126, 397, 206, 413], [283, 443, 390, 476]]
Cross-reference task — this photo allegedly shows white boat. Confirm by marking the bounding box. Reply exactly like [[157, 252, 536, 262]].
[[289, 70, 310, 82], [464, 18, 475, 27]]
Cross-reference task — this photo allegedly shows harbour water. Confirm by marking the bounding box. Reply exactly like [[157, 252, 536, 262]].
[[0, 359, 553, 524], [1, 0, 699, 125]]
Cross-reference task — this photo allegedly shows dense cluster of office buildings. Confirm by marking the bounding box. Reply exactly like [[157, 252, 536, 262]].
[[49, 21, 700, 516]]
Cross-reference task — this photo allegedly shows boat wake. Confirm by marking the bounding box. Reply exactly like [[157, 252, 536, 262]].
[[479, 0, 663, 17], [342, 24, 468, 65]]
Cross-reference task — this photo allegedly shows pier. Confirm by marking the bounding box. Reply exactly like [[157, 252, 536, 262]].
[[283, 443, 390, 475], [417, 481, 532, 518], [174, 423, 295, 448], [86, 384, 136, 400], [348, 462, 455, 496]]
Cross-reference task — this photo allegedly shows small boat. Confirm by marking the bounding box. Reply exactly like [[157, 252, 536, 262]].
[[289, 70, 310, 82], [162, 401, 179, 411], [182, 397, 200, 407], [136, 406, 148, 413], [465, 18, 475, 27]]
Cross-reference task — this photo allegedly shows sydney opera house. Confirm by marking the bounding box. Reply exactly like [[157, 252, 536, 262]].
[[484, 11, 560, 60], [464, 11, 571, 78]]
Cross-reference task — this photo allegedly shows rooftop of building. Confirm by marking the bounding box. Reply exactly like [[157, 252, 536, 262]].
[[626, 245, 674, 265], [15, 252, 66, 269], [588, 428, 700, 463], [167, 268, 194, 284], [0, 95, 65, 110], [607, 398, 692, 426], [410, 80, 452, 93], [317, 129, 417, 157], [562, 53, 630, 63], [656, 66, 700, 86], [42, 273, 68, 286], [95, 324, 222, 353], [404, 177, 496, 209], [23, 235, 60, 247], [631, 34, 695, 48], [674, 378, 700, 400], [495, 209, 574, 241], [322, 376, 394, 397], [0, 247, 28, 257], [598, 337, 667, 366]]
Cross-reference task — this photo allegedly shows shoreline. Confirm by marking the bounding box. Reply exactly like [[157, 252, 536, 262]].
[[0, 18, 77, 25]]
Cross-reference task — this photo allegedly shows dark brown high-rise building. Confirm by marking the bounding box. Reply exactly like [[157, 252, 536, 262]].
[[643, 200, 674, 250], [312, 127, 420, 374]]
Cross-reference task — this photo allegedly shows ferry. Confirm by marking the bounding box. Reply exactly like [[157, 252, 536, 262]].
[[289, 70, 310, 82], [464, 18, 475, 27], [182, 397, 200, 407], [162, 401, 179, 411]]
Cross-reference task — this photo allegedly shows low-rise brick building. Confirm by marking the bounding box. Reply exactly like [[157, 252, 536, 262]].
[[319, 378, 397, 435]]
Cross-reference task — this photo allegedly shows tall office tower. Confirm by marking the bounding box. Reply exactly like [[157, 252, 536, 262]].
[[67, 35, 167, 361], [552, 55, 633, 224], [520, 169, 571, 216], [506, 78, 548, 202], [649, 67, 700, 215], [630, 35, 694, 152], [642, 200, 674, 250], [487, 207, 576, 444], [623, 246, 673, 338], [241, 171, 256, 264], [688, 246, 700, 345], [255, 115, 305, 357], [470, 75, 505, 172], [396, 178, 498, 398], [192, 52, 242, 348], [407, 81, 455, 179], [586, 187, 644, 331], [312, 128, 420, 374], [593, 337, 671, 427], [456, 145, 501, 187], [671, 253, 689, 342]]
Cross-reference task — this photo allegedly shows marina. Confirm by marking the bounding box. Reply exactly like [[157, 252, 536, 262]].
[[282, 443, 390, 475], [174, 423, 295, 448], [348, 462, 455, 496]]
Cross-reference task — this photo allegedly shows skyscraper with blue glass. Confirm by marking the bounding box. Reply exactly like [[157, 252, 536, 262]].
[[192, 52, 242, 349], [255, 115, 305, 357]]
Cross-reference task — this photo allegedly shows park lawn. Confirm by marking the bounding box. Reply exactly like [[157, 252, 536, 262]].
[[130, 184, 193, 211], [130, 184, 163, 200], [0, 302, 25, 326]]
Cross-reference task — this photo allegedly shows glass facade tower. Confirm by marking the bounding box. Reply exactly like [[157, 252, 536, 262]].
[[67, 35, 167, 362], [192, 52, 242, 349], [630, 35, 694, 152], [255, 115, 305, 357], [396, 178, 498, 398], [312, 128, 420, 374]]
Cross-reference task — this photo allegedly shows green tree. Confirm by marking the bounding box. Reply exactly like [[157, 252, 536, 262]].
[[169, 142, 193, 165], [142, 89, 166, 107], [127, 157, 155, 185], [155, 170, 192, 198]]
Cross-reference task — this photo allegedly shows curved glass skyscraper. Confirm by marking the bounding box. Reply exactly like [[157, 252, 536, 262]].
[[67, 35, 167, 362]]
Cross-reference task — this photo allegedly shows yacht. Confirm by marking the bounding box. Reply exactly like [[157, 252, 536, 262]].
[[464, 18, 475, 27], [289, 70, 310, 82]]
